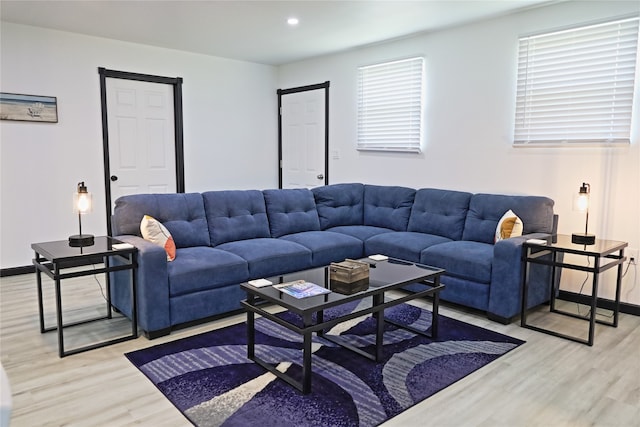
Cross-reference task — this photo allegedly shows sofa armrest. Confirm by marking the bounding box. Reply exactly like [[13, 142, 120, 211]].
[[488, 233, 552, 320], [110, 235, 171, 335]]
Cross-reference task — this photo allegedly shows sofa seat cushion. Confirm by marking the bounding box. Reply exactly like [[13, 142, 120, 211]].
[[365, 232, 452, 264], [326, 225, 395, 242], [421, 241, 493, 284], [216, 238, 312, 278], [167, 247, 249, 297], [312, 183, 364, 229], [280, 231, 364, 267]]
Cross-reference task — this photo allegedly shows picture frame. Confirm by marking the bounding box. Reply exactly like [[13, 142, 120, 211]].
[[0, 92, 58, 123]]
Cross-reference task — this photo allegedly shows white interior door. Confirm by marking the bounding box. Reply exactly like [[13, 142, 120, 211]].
[[106, 78, 176, 207], [281, 88, 326, 189]]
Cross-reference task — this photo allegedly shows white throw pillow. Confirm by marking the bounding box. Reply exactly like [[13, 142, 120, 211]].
[[495, 209, 523, 243], [140, 215, 176, 261]]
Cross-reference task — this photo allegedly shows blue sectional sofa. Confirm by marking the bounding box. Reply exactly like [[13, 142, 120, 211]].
[[110, 183, 556, 338]]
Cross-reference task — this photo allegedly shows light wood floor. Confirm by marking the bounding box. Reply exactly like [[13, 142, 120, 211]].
[[1, 271, 639, 427]]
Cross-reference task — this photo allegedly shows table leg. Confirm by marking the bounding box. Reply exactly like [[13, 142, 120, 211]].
[[54, 264, 65, 358], [246, 294, 255, 360], [431, 278, 440, 338], [104, 255, 112, 319], [35, 253, 46, 333], [373, 293, 384, 362], [588, 258, 600, 347], [520, 247, 531, 327], [130, 252, 138, 337], [302, 331, 312, 394], [613, 249, 624, 328], [302, 313, 313, 394], [549, 250, 558, 312]]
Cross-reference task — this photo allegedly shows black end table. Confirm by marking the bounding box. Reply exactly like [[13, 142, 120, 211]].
[[521, 234, 627, 346], [32, 236, 138, 357]]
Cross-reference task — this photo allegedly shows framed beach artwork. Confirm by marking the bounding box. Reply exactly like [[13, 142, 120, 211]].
[[0, 92, 58, 123]]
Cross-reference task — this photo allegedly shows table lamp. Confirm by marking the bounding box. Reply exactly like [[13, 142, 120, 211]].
[[68, 181, 94, 247], [571, 182, 595, 245]]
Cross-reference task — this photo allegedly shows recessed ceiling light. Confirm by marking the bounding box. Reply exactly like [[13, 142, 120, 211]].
[[287, 17, 299, 26]]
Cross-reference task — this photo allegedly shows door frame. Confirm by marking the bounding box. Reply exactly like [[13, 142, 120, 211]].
[[277, 81, 330, 189], [98, 67, 185, 236]]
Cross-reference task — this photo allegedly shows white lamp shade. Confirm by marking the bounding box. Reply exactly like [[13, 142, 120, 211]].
[[73, 191, 92, 214], [574, 192, 589, 212]]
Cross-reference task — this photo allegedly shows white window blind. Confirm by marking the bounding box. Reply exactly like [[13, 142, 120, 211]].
[[357, 57, 425, 152], [514, 16, 639, 146]]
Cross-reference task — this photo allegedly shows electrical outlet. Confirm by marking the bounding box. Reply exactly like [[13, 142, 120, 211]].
[[627, 248, 638, 264]]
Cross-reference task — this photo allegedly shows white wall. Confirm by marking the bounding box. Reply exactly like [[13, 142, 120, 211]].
[[0, 23, 279, 269], [278, 1, 640, 304]]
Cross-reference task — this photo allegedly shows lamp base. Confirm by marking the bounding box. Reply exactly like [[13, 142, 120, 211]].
[[571, 233, 595, 245], [69, 234, 94, 247]]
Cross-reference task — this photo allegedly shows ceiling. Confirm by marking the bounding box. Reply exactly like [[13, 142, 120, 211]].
[[0, 0, 556, 65]]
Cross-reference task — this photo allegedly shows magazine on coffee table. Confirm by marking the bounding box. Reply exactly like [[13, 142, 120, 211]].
[[274, 280, 331, 298]]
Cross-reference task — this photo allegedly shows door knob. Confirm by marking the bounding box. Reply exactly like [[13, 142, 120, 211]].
[[317, 174, 324, 180], [110, 175, 118, 182]]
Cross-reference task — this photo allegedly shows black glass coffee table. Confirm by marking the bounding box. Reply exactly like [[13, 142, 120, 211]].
[[240, 257, 445, 394]]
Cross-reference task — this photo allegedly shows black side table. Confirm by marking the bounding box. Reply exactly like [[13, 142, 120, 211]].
[[32, 236, 138, 357], [521, 234, 627, 346]]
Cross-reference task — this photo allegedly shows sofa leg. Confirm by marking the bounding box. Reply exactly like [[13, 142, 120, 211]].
[[486, 313, 514, 325], [144, 328, 172, 340]]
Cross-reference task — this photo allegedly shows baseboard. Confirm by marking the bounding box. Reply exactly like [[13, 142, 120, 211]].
[[0, 265, 34, 277], [558, 290, 640, 317]]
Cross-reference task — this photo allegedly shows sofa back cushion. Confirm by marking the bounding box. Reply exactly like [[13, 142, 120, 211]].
[[263, 189, 321, 238], [407, 188, 472, 240], [462, 193, 555, 244], [311, 183, 364, 229], [363, 185, 416, 231], [202, 190, 271, 246], [112, 193, 210, 248]]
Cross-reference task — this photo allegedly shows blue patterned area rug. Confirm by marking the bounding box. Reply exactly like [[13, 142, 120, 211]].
[[126, 301, 524, 427]]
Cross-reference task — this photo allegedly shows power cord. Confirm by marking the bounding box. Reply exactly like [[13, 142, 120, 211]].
[[91, 264, 109, 302], [623, 256, 637, 302], [576, 256, 592, 318], [577, 256, 637, 319]]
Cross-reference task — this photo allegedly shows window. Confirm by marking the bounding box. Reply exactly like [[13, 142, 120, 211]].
[[357, 57, 425, 152], [514, 16, 639, 146]]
